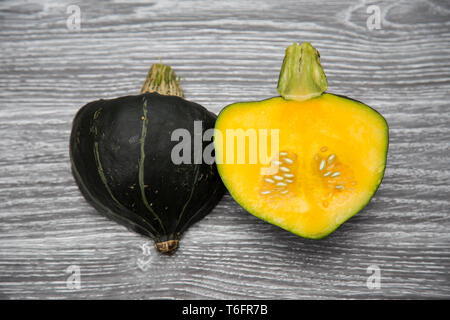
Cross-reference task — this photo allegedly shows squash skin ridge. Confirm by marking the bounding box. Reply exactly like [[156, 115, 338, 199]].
[[138, 96, 167, 234], [70, 156, 156, 240]]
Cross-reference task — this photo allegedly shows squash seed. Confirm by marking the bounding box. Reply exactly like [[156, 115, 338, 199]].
[[328, 154, 336, 164], [280, 166, 290, 172], [283, 157, 293, 164], [264, 178, 275, 184], [272, 160, 282, 165], [260, 190, 272, 195], [319, 159, 326, 171], [284, 173, 294, 178], [273, 175, 284, 181], [331, 171, 341, 177]]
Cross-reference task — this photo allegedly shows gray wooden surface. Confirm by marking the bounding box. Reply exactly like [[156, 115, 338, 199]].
[[0, 0, 449, 300]]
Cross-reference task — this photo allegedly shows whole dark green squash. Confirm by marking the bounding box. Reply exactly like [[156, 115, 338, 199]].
[[69, 64, 225, 254]]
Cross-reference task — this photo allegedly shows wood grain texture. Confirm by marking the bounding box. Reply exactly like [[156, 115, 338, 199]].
[[0, 0, 449, 299]]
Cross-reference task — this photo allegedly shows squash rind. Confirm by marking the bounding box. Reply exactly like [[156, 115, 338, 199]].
[[70, 92, 226, 252]]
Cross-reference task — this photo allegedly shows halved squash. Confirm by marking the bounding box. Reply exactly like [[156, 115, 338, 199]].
[[215, 43, 388, 239]]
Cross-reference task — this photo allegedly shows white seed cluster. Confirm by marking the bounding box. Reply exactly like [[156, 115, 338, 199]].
[[260, 148, 353, 197], [260, 152, 295, 196], [318, 150, 345, 191]]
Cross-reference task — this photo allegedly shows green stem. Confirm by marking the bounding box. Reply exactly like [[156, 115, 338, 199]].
[[140, 63, 184, 98], [277, 42, 328, 101]]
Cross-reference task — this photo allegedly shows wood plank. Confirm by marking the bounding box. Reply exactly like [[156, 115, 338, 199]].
[[0, 0, 449, 299]]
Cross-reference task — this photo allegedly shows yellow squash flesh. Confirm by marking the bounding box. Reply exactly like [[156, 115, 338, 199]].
[[215, 93, 388, 239]]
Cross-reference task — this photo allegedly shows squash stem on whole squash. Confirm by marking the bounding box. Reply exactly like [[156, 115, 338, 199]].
[[140, 63, 184, 98]]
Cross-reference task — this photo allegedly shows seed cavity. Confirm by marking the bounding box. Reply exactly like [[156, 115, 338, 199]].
[[319, 159, 326, 171], [331, 171, 341, 177], [260, 151, 297, 197]]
